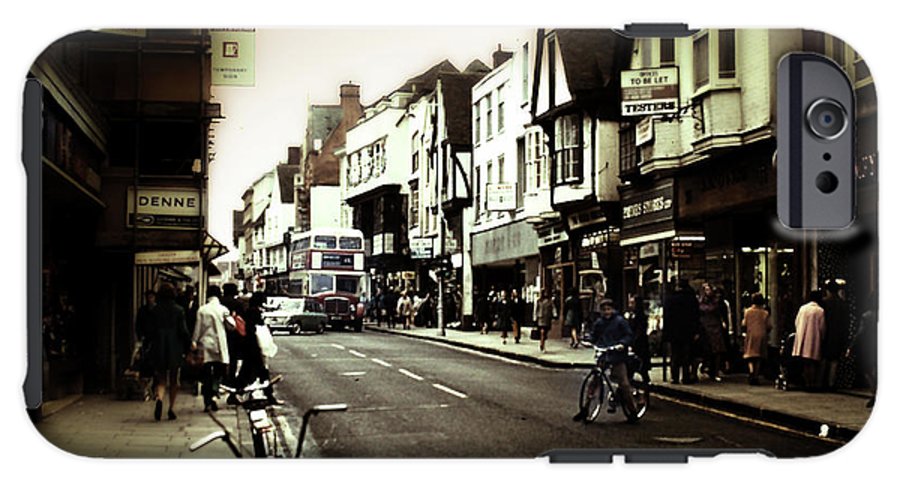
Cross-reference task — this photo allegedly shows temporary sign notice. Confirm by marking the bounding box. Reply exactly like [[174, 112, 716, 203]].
[[210, 29, 256, 86], [621, 67, 679, 116]]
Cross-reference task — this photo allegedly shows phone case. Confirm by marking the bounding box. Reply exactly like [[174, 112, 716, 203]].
[[24, 25, 877, 461]]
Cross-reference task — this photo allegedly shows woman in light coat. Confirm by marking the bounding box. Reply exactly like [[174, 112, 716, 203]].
[[792, 290, 826, 390], [742, 293, 772, 385]]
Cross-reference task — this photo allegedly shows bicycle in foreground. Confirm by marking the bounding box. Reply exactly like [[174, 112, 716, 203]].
[[189, 375, 347, 458], [577, 342, 650, 424]]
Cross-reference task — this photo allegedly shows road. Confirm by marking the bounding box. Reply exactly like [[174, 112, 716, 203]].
[[267, 329, 837, 459]]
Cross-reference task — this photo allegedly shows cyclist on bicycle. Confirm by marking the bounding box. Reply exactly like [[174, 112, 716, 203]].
[[573, 298, 638, 421]]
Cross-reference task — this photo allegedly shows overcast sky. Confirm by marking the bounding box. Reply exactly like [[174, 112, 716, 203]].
[[208, 27, 534, 257]]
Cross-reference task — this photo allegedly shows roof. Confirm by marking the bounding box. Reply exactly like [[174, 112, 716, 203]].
[[553, 29, 633, 115], [307, 105, 344, 148], [276, 164, 300, 204], [395, 59, 459, 103], [440, 70, 488, 146]]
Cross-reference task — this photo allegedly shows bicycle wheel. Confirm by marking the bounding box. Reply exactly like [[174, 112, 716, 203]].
[[578, 370, 605, 423], [251, 428, 269, 457]]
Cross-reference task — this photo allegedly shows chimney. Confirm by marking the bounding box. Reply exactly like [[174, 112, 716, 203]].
[[340, 83, 360, 110], [492, 44, 513, 69], [339, 82, 363, 127], [288, 146, 301, 166]]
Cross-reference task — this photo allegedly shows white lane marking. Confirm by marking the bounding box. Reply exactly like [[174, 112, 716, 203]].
[[340, 371, 367, 376], [330, 344, 346, 350], [371, 358, 392, 368], [397, 368, 424, 381], [431, 383, 468, 399], [348, 349, 366, 358]]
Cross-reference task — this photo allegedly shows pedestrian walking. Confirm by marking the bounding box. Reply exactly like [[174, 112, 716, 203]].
[[510, 289, 524, 343], [234, 292, 279, 404], [663, 279, 701, 384], [375, 287, 385, 327], [221, 283, 246, 397], [742, 293, 772, 385], [626, 295, 651, 383], [192, 285, 231, 412], [699, 283, 729, 382], [847, 292, 876, 407], [564, 291, 583, 349], [821, 279, 850, 390], [496, 290, 513, 344], [141, 284, 190, 421], [792, 290, 826, 391], [535, 290, 555, 353], [385, 287, 399, 328], [397, 291, 414, 330], [476, 291, 491, 334]]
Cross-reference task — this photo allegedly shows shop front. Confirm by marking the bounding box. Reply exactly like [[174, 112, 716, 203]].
[[567, 205, 623, 319], [471, 220, 541, 327], [534, 220, 571, 338], [620, 177, 703, 334]]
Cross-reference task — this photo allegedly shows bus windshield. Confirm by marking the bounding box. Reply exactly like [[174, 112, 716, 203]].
[[310, 274, 334, 294], [336, 275, 359, 294], [314, 235, 337, 249], [339, 237, 363, 250]]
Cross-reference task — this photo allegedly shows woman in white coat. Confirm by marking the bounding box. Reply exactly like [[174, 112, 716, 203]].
[[192, 285, 232, 411]]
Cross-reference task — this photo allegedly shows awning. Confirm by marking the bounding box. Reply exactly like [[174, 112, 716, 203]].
[[202, 232, 229, 262]]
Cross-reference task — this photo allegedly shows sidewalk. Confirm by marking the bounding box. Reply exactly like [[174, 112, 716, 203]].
[[365, 322, 873, 442], [35, 392, 235, 458]]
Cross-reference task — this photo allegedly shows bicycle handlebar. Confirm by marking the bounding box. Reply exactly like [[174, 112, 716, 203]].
[[219, 374, 285, 395]]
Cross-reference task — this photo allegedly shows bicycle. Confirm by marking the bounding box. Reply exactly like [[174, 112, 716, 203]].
[[190, 376, 285, 457], [190, 375, 348, 458], [577, 343, 649, 424]]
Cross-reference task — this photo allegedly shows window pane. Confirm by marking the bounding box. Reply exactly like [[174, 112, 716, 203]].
[[314, 235, 337, 249], [336, 276, 359, 294], [339, 237, 362, 250], [803, 30, 825, 54], [311, 274, 334, 294], [694, 34, 709, 88], [660, 38, 675, 66], [718, 29, 735, 78]]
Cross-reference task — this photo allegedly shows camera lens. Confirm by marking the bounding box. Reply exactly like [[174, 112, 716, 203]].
[[806, 98, 847, 140]]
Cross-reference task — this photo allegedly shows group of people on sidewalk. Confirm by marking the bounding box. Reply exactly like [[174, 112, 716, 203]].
[[367, 286, 439, 330], [661, 277, 875, 405], [135, 282, 277, 421]]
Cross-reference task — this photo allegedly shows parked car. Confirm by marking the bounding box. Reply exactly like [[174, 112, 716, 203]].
[[263, 297, 328, 335]]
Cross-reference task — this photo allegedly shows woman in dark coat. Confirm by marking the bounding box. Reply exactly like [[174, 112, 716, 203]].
[[564, 292, 583, 348], [699, 283, 728, 382], [142, 283, 190, 421], [496, 290, 513, 344], [627, 296, 651, 383]]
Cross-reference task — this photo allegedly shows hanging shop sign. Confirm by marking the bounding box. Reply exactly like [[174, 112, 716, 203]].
[[410, 237, 434, 260], [636, 117, 654, 146], [134, 250, 200, 266], [621, 67, 679, 116], [210, 29, 256, 86], [486, 183, 517, 211], [127, 186, 201, 229]]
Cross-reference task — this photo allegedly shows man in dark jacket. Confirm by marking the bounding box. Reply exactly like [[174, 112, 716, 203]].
[[822, 279, 850, 390], [573, 298, 637, 421], [664, 279, 701, 384]]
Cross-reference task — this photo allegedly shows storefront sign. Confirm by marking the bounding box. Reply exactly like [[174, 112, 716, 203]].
[[669, 239, 703, 260], [472, 220, 540, 266], [621, 67, 679, 116], [210, 29, 256, 86], [135, 250, 200, 266], [410, 237, 434, 260], [622, 181, 675, 230], [636, 117, 654, 146], [579, 227, 620, 250], [487, 183, 517, 211], [127, 187, 201, 229], [678, 155, 775, 218]]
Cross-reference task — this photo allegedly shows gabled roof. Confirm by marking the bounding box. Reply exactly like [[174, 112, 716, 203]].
[[276, 164, 300, 204], [551, 29, 633, 117], [395, 59, 459, 103], [308, 105, 344, 148], [440, 71, 488, 146]]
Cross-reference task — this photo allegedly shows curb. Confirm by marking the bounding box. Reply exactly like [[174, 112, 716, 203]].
[[365, 324, 860, 443]]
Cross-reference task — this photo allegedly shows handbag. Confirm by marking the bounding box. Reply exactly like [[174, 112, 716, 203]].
[[186, 347, 204, 368], [256, 324, 278, 358]]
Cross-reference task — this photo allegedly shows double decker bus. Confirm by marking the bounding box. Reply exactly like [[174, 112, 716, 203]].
[[289, 227, 366, 331]]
